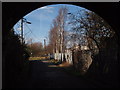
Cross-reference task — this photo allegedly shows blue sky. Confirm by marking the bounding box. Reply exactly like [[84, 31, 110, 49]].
[[14, 4, 87, 45]]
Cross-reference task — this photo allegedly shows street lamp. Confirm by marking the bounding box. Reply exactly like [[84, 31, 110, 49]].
[[23, 18, 32, 24], [21, 18, 31, 44]]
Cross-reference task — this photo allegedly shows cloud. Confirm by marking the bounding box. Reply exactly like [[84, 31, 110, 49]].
[[40, 6, 54, 10], [39, 6, 54, 13], [24, 6, 56, 22]]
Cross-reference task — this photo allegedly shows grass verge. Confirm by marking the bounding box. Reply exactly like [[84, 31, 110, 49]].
[[29, 57, 49, 60]]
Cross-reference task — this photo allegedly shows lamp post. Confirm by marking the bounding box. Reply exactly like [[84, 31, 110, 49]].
[[21, 18, 31, 44], [20, 18, 31, 64]]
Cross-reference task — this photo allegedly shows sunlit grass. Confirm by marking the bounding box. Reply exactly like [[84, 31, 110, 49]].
[[29, 57, 49, 60]]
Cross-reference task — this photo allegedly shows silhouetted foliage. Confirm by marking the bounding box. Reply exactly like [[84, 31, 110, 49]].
[[67, 9, 118, 86], [3, 28, 30, 88], [67, 9, 115, 50]]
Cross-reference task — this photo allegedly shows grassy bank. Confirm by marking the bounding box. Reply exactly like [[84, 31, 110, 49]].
[[29, 56, 49, 60]]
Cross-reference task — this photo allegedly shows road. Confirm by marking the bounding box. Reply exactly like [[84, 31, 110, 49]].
[[20, 59, 98, 88]]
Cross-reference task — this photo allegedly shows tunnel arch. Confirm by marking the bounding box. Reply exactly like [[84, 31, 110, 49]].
[[11, 3, 119, 76], [2, 2, 119, 88], [3, 2, 119, 36], [5, 2, 119, 62], [3, 2, 119, 71]]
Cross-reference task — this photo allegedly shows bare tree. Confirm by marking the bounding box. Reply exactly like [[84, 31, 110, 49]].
[[48, 6, 68, 61], [67, 9, 115, 52], [27, 42, 43, 57], [67, 9, 115, 74], [49, 19, 59, 54]]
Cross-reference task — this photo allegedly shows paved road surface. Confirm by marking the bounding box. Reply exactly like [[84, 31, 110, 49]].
[[21, 60, 97, 88]]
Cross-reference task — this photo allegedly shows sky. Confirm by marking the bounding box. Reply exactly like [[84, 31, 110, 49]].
[[14, 4, 87, 45]]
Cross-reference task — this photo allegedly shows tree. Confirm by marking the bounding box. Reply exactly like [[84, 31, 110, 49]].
[[3, 28, 30, 87], [27, 42, 44, 57], [49, 19, 59, 54], [67, 9, 115, 53], [56, 7, 68, 55], [67, 9, 115, 74], [48, 6, 68, 61]]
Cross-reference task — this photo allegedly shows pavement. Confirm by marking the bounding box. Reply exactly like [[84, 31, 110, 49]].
[[20, 59, 98, 88]]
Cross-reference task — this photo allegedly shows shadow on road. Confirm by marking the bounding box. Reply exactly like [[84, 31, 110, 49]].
[[20, 59, 97, 88]]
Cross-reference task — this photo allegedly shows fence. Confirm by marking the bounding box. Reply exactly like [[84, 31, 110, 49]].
[[54, 49, 73, 64]]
